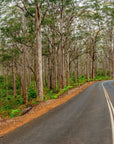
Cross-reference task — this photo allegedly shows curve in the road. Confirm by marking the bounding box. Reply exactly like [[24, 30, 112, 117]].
[[102, 81, 114, 144]]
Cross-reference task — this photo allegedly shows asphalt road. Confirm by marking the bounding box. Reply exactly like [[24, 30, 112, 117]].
[[0, 80, 114, 144]]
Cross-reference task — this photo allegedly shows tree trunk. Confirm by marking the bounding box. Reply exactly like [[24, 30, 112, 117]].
[[66, 53, 70, 86], [35, 4, 43, 101], [86, 50, 90, 81], [6, 71, 8, 100], [12, 59, 16, 98], [75, 58, 78, 83], [53, 34, 57, 91], [92, 44, 95, 79], [59, 8, 65, 90], [27, 50, 31, 90], [47, 56, 53, 89], [22, 9, 27, 104], [48, 57, 51, 89]]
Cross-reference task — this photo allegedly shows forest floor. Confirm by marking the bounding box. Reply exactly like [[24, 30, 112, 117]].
[[0, 81, 95, 137]]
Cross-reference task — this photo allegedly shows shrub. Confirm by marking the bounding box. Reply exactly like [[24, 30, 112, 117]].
[[74, 83, 79, 86], [31, 100, 38, 105], [51, 95, 58, 99], [28, 87, 37, 101], [51, 85, 73, 99], [0, 75, 5, 83], [79, 76, 86, 84], [16, 77, 21, 89], [62, 86, 73, 92], [88, 78, 93, 81], [10, 109, 21, 118], [16, 95, 23, 105]]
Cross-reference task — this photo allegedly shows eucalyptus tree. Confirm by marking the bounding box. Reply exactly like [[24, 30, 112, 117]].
[[14, 0, 52, 101]]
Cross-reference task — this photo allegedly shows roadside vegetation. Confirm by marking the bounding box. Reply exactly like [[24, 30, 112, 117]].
[[0, 0, 113, 119], [0, 72, 110, 119]]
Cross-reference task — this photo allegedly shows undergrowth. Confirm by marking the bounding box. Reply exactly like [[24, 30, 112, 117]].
[[0, 74, 110, 119]]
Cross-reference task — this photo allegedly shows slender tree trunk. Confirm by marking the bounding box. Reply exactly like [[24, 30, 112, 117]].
[[48, 57, 51, 89], [66, 53, 70, 86], [6, 71, 8, 100], [27, 50, 31, 90], [43, 56, 47, 87], [22, 9, 27, 104], [92, 44, 95, 79], [75, 58, 79, 83], [47, 56, 53, 89], [12, 59, 16, 98], [59, 8, 65, 90], [86, 48, 90, 81], [53, 35, 57, 91], [35, 4, 43, 101], [28, 68, 31, 89], [52, 4, 57, 91]]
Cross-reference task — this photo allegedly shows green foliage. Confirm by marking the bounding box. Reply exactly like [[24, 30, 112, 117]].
[[10, 109, 21, 118], [0, 95, 23, 118], [94, 76, 109, 81], [51, 95, 58, 99], [88, 78, 93, 82], [74, 83, 79, 86], [96, 69, 105, 76], [69, 77, 74, 85], [28, 87, 37, 101], [79, 75, 87, 84], [16, 77, 21, 89], [62, 86, 73, 92], [0, 75, 5, 83], [51, 85, 73, 99], [0, 89, 6, 97]]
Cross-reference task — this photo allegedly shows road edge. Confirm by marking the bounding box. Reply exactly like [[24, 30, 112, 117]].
[[0, 81, 95, 137]]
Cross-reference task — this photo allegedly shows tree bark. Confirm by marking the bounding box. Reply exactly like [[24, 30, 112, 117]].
[[22, 9, 28, 104], [53, 32, 57, 91], [12, 59, 16, 98], [92, 44, 95, 79], [66, 53, 70, 86], [35, 3, 43, 101], [59, 7, 65, 90]]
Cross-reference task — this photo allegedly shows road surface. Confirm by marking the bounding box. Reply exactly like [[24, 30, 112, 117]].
[[0, 80, 114, 144]]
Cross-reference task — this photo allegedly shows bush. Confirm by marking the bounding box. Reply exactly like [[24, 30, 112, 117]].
[[16, 95, 23, 105], [28, 87, 37, 101], [0, 75, 5, 83], [31, 100, 38, 105], [79, 76, 86, 84], [0, 89, 6, 97], [96, 71, 104, 77], [88, 78, 93, 81], [51, 85, 73, 99], [94, 75, 109, 81], [74, 83, 79, 86], [51, 95, 58, 99], [62, 86, 73, 92], [10, 109, 21, 118], [16, 77, 21, 89]]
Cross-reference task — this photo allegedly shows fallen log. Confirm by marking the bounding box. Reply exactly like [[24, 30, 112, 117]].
[[21, 107, 32, 115]]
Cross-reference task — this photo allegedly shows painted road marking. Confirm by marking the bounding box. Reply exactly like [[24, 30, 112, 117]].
[[102, 82, 114, 144]]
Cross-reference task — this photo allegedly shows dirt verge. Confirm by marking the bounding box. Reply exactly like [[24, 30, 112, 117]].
[[0, 81, 95, 137]]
